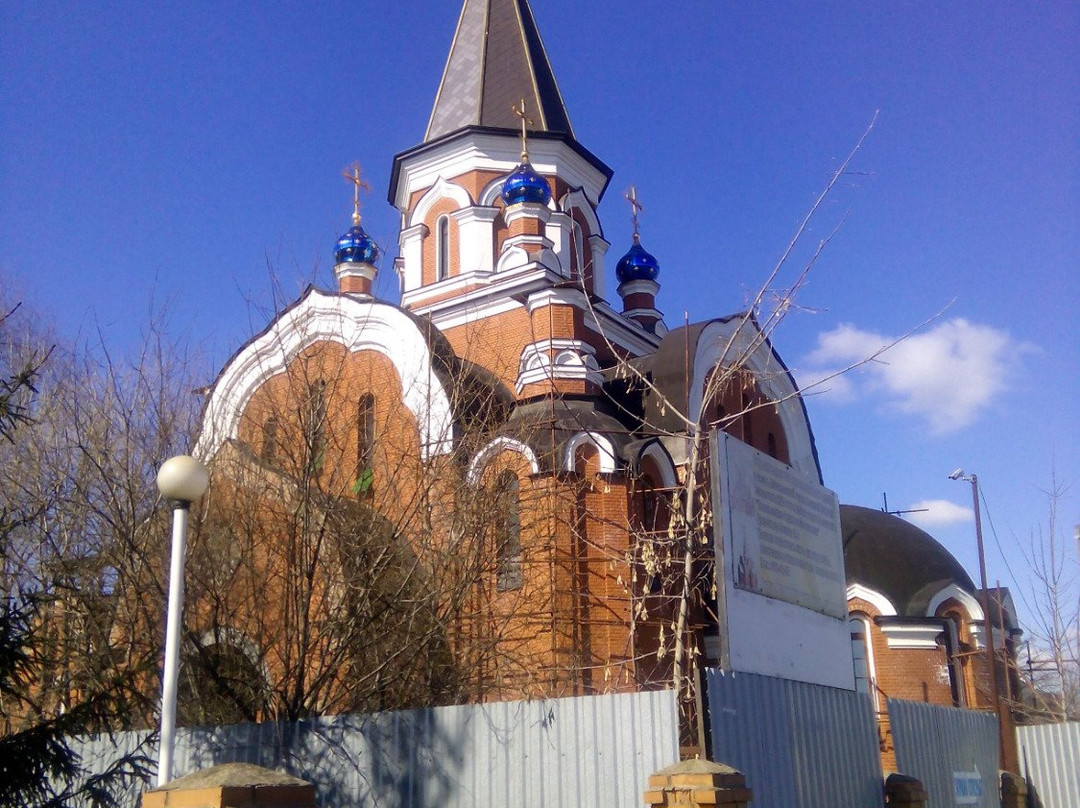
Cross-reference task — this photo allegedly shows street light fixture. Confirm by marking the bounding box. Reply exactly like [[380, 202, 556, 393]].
[[155, 455, 209, 787], [948, 468, 1005, 766]]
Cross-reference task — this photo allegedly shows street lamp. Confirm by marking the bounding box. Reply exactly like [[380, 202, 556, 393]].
[[949, 468, 1005, 766], [155, 455, 209, 787]]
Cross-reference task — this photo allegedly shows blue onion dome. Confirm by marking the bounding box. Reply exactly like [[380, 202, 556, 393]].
[[500, 162, 551, 206], [615, 238, 660, 284], [334, 215, 379, 265]]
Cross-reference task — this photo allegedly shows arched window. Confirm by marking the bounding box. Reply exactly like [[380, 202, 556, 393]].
[[306, 379, 327, 478], [261, 415, 279, 464], [436, 215, 450, 281], [850, 615, 877, 707], [494, 471, 522, 591], [942, 612, 968, 707], [355, 393, 376, 496]]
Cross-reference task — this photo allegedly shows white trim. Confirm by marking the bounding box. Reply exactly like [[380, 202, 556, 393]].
[[467, 436, 541, 485], [408, 176, 472, 229], [880, 622, 944, 650], [637, 441, 678, 489], [622, 307, 663, 321], [846, 583, 897, 616], [564, 431, 617, 474], [618, 279, 660, 297], [516, 341, 602, 392], [393, 132, 608, 215], [196, 291, 454, 461], [926, 583, 985, 623]]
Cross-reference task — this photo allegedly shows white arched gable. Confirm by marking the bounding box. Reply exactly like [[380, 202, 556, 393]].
[[409, 177, 473, 228], [927, 583, 985, 623], [559, 188, 602, 235], [563, 431, 617, 475], [195, 291, 454, 461], [466, 436, 540, 485], [690, 317, 818, 481], [637, 440, 678, 489], [846, 583, 898, 617]]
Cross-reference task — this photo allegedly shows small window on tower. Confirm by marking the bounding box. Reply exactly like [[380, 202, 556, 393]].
[[355, 393, 375, 496], [494, 471, 522, 591], [436, 216, 450, 281]]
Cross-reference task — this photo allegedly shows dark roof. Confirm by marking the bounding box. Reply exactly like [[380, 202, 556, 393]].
[[425, 0, 574, 141], [505, 397, 634, 471], [842, 504, 976, 617]]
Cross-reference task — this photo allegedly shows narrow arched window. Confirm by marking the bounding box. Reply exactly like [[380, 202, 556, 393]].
[[261, 416, 279, 464], [850, 616, 877, 707], [355, 393, 375, 496], [495, 471, 522, 591], [306, 379, 327, 478], [436, 215, 450, 281]]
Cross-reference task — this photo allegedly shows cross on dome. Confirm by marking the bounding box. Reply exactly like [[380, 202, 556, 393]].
[[343, 163, 371, 225], [511, 98, 534, 162]]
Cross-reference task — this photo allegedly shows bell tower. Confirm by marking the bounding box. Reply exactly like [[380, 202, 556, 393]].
[[388, 0, 663, 397]]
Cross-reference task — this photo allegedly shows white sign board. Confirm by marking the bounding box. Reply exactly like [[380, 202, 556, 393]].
[[712, 432, 854, 689], [719, 432, 846, 618]]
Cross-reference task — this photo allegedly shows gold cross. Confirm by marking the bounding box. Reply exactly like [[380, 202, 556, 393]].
[[511, 98, 534, 162], [343, 163, 370, 224], [625, 186, 644, 241]]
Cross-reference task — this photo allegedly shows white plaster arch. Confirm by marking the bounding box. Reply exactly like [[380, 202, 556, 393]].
[[196, 627, 271, 691], [195, 290, 454, 461], [846, 583, 898, 617], [563, 431, 617, 475], [496, 245, 530, 272], [689, 317, 818, 481], [554, 350, 585, 366], [559, 188, 602, 235], [466, 436, 541, 486], [927, 583, 985, 623], [637, 440, 678, 490], [409, 176, 473, 229]]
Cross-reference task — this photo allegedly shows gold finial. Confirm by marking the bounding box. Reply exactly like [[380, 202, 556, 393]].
[[511, 98, 534, 162], [625, 186, 644, 243], [343, 162, 371, 225]]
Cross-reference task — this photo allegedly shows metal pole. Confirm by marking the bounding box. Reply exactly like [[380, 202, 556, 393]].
[[157, 501, 190, 787], [969, 475, 1004, 766]]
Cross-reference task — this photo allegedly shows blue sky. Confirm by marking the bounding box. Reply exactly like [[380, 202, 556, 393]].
[[3, 1, 1077, 634]]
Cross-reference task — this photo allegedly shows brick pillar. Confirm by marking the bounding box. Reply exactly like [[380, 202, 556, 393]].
[[1000, 771, 1028, 808], [883, 773, 927, 807], [645, 760, 752, 807], [142, 762, 316, 807]]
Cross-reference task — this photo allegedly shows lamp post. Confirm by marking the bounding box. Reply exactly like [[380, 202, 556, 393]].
[[948, 468, 1004, 766], [155, 455, 209, 787]]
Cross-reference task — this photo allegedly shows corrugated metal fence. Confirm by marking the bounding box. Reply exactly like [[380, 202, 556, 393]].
[[1016, 721, 1080, 808], [72, 689, 679, 808], [705, 669, 883, 808], [888, 698, 998, 808]]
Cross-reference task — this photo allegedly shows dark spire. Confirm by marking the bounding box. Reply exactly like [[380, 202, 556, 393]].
[[425, 0, 574, 142]]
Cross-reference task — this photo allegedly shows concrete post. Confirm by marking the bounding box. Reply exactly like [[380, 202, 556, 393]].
[[141, 762, 316, 808], [1000, 771, 1029, 808], [883, 773, 927, 807], [645, 760, 753, 807]]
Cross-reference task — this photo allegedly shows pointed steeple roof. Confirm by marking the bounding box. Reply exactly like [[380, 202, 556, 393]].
[[425, 0, 574, 142]]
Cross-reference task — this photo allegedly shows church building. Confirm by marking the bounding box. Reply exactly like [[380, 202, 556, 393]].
[[187, 0, 852, 724]]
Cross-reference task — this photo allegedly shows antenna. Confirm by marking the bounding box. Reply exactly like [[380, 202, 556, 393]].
[[881, 492, 929, 517]]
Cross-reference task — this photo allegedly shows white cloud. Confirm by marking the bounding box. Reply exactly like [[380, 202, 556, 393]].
[[798, 318, 1031, 434], [903, 499, 973, 528]]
